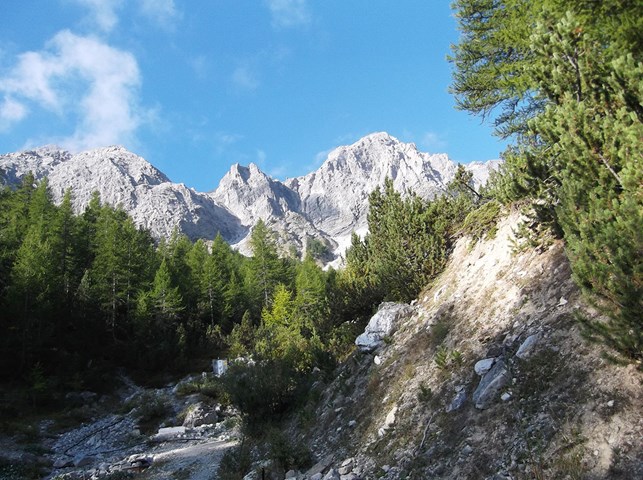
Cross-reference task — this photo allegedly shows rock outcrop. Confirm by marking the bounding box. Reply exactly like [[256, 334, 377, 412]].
[[355, 302, 413, 353]]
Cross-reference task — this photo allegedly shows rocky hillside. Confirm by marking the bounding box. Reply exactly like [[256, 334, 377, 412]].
[[0, 133, 499, 260], [0, 209, 638, 480], [276, 209, 642, 480]]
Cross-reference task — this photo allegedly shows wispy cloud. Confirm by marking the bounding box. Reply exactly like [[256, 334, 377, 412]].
[[188, 55, 209, 80], [69, 0, 180, 32], [0, 30, 144, 150], [231, 65, 259, 91], [309, 148, 331, 170], [70, 0, 123, 32], [213, 131, 243, 155], [256, 149, 267, 166], [0, 97, 28, 130], [265, 0, 311, 29], [139, 0, 181, 29], [420, 131, 447, 151]]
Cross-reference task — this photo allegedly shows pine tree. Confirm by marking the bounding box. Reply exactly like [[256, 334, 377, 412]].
[[150, 258, 184, 322], [450, 0, 643, 360], [294, 254, 330, 336], [9, 223, 56, 371], [91, 206, 156, 339], [249, 219, 284, 307]]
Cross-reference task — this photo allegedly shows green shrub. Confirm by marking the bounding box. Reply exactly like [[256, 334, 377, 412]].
[[460, 200, 501, 242], [121, 392, 172, 434], [216, 442, 253, 480], [221, 358, 310, 428], [175, 374, 223, 400], [435, 346, 450, 370], [417, 382, 433, 403], [266, 428, 312, 473]]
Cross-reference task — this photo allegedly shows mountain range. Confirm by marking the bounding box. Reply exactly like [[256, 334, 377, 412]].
[[0, 132, 500, 262]]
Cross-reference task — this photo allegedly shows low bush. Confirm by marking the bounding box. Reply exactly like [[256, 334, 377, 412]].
[[221, 358, 310, 429]]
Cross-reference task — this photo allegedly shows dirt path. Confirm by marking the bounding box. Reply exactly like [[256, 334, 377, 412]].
[[139, 438, 237, 480]]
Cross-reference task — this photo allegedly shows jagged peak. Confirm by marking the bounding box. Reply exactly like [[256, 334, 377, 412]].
[[223, 162, 272, 185], [15, 144, 70, 159], [33, 144, 68, 154], [359, 131, 399, 144]]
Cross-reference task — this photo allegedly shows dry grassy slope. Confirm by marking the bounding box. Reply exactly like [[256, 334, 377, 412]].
[[297, 209, 642, 480]]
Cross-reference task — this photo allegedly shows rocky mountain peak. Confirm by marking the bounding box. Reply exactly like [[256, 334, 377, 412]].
[[211, 161, 300, 229], [1, 132, 500, 261], [285, 133, 461, 245]]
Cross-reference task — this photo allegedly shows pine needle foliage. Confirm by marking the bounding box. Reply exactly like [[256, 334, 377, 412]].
[[450, 0, 642, 360]]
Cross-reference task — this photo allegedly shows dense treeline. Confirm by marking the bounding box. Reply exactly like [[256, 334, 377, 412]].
[[450, 0, 642, 360], [0, 176, 343, 386], [0, 167, 478, 420]]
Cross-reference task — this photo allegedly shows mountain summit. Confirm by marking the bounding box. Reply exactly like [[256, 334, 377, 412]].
[[0, 133, 500, 260]]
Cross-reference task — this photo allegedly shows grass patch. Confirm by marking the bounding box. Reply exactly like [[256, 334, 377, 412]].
[[460, 200, 502, 243], [175, 373, 224, 400]]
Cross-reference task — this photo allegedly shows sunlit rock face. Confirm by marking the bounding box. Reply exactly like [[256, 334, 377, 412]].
[[1, 133, 499, 259]]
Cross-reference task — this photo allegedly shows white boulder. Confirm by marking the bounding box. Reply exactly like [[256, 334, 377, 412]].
[[355, 303, 412, 352]]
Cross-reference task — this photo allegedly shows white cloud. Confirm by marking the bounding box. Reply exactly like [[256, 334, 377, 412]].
[[188, 55, 209, 80], [139, 0, 180, 28], [0, 30, 143, 150], [69, 0, 180, 32], [256, 149, 267, 166], [213, 131, 243, 154], [0, 97, 28, 130], [70, 0, 123, 32], [231, 65, 259, 91], [420, 131, 447, 151], [265, 0, 311, 28], [309, 148, 331, 170]]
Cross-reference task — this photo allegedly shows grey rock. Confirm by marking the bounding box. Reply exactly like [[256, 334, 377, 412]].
[[287, 133, 498, 246], [182, 402, 219, 428], [474, 358, 496, 376], [212, 359, 228, 376], [153, 425, 186, 440], [516, 334, 540, 359], [75, 455, 96, 467], [446, 389, 467, 412], [473, 358, 510, 409], [378, 405, 398, 436], [340, 474, 358, 480], [311, 474, 323, 480], [305, 454, 334, 478], [242, 470, 260, 480], [356, 303, 412, 352], [323, 468, 341, 480], [338, 465, 352, 475], [54, 457, 74, 469], [1, 135, 499, 264], [0, 145, 242, 243], [285, 469, 298, 479], [127, 454, 153, 469]]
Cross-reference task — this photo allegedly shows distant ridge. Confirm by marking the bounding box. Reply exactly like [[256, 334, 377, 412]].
[[0, 133, 500, 261]]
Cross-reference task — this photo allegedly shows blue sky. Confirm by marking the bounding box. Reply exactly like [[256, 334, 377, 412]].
[[0, 1, 506, 192]]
